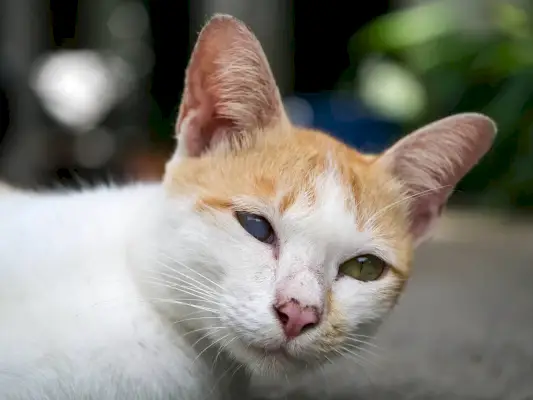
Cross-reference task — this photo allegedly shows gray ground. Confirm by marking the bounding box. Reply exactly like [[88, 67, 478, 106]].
[[280, 216, 533, 400], [351, 240, 533, 400]]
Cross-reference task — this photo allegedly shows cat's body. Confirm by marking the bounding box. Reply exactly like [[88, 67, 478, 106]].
[[0, 185, 226, 399], [0, 14, 496, 400]]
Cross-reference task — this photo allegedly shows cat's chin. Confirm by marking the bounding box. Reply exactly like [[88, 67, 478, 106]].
[[226, 338, 326, 378]]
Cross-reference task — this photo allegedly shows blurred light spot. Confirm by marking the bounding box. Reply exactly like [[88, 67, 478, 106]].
[[74, 129, 116, 168], [283, 96, 314, 127], [357, 56, 426, 122], [108, 2, 149, 39], [30, 50, 135, 132], [495, 2, 529, 38]]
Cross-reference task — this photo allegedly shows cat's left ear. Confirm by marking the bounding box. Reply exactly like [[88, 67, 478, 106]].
[[172, 14, 288, 160], [377, 113, 497, 245]]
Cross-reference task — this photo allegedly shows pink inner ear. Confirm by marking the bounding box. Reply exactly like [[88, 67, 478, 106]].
[[380, 113, 497, 243], [178, 61, 235, 157], [175, 14, 285, 158]]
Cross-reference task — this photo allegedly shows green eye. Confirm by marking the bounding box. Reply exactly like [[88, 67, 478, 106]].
[[339, 255, 387, 282]]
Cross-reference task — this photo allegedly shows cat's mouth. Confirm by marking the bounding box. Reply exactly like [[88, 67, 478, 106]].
[[246, 342, 298, 362], [246, 342, 319, 367], [249, 343, 288, 356]]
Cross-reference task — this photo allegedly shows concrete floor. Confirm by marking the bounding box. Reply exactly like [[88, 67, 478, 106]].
[[353, 241, 533, 400], [284, 212, 533, 400]]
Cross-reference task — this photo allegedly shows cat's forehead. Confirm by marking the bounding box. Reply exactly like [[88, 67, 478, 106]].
[[168, 126, 411, 252]]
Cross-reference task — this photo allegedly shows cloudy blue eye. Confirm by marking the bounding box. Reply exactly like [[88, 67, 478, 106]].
[[235, 212, 275, 244]]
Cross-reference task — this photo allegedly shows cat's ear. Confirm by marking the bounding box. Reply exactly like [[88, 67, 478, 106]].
[[377, 113, 497, 245], [173, 14, 288, 159]]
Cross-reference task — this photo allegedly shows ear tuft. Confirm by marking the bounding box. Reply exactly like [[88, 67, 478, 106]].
[[378, 113, 497, 244], [173, 14, 287, 160]]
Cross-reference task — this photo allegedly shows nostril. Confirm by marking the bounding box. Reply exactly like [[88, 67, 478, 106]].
[[274, 307, 289, 326], [300, 322, 316, 333]]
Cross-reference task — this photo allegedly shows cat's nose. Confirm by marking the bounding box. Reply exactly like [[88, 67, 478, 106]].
[[274, 299, 320, 339]]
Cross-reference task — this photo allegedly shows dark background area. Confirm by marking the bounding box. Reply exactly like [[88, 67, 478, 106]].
[[0, 0, 395, 187], [1, 0, 533, 209]]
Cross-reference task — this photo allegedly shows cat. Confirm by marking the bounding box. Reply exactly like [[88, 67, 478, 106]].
[[0, 13, 496, 400]]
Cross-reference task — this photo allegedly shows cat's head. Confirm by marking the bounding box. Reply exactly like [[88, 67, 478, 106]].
[[155, 14, 496, 377]]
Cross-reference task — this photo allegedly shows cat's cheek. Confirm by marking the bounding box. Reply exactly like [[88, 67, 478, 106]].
[[329, 278, 392, 329]]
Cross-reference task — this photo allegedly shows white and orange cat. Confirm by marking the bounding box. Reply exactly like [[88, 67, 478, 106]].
[[0, 14, 496, 400]]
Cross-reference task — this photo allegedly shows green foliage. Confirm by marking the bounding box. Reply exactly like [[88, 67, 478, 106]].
[[343, 1, 533, 209]]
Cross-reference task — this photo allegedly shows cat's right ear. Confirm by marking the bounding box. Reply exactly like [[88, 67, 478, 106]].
[[172, 14, 288, 161]]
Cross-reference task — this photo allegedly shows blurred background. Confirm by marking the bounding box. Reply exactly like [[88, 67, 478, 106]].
[[2, 0, 533, 211], [2, 1, 533, 399]]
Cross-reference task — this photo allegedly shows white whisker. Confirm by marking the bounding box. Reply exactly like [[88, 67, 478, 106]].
[[155, 258, 219, 295], [182, 326, 226, 338], [192, 333, 230, 367], [142, 279, 222, 308], [341, 342, 381, 359], [339, 345, 379, 369], [212, 335, 239, 371], [171, 315, 221, 327], [148, 270, 220, 299], [366, 184, 451, 227], [147, 297, 218, 314], [159, 252, 225, 291], [343, 335, 381, 350]]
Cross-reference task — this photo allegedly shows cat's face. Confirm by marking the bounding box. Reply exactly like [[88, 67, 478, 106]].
[[162, 127, 411, 373], [154, 14, 496, 377]]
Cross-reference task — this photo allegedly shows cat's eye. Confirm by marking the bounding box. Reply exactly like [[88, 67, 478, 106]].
[[338, 254, 387, 282], [235, 211, 275, 244]]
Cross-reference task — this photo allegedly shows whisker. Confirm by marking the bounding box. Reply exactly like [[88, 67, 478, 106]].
[[155, 258, 220, 295], [147, 270, 220, 299], [83, 295, 218, 322], [182, 326, 226, 339], [228, 362, 244, 381], [342, 331, 380, 341], [339, 345, 379, 369], [171, 315, 221, 327], [143, 276, 215, 299], [342, 332, 378, 339], [192, 333, 230, 366], [191, 329, 223, 349], [159, 252, 225, 291], [343, 335, 381, 350], [366, 184, 452, 227], [212, 335, 239, 371], [341, 342, 382, 359], [147, 297, 218, 314], [142, 279, 222, 308]]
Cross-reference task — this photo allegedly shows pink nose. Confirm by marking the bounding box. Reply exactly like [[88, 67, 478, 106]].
[[274, 299, 320, 339]]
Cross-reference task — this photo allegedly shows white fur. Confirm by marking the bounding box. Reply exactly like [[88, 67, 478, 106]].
[[0, 164, 400, 399], [0, 185, 226, 400]]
